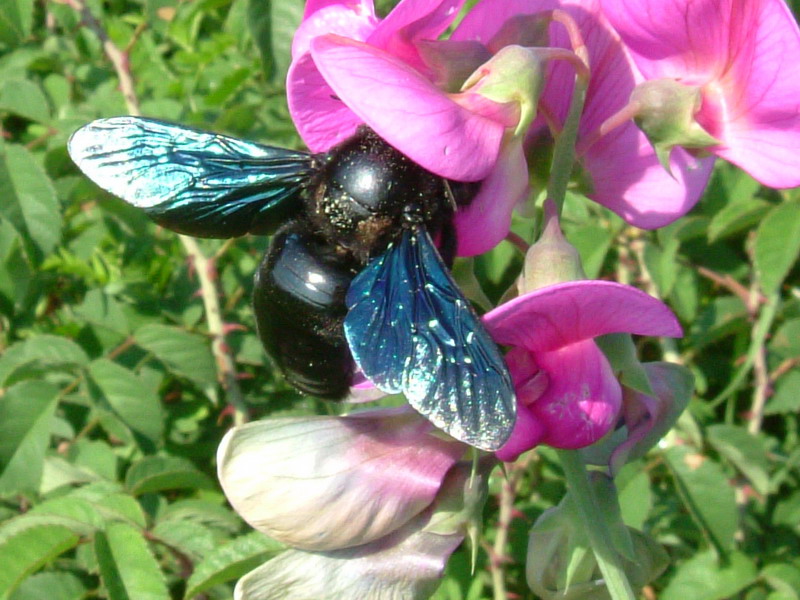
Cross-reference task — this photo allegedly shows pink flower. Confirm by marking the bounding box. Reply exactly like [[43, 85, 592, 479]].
[[607, 362, 694, 474], [451, 0, 715, 229], [219, 413, 487, 599], [288, 0, 507, 181], [602, 0, 800, 189], [483, 281, 682, 461], [217, 408, 464, 550], [288, 0, 530, 255]]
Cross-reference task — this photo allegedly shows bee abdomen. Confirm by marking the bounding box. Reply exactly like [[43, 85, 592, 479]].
[[253, 223, 357, 399]]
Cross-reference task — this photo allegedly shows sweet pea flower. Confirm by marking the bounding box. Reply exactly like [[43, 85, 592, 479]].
[[229, 457, 490, 600], [217, 407, 465, 551], [288, 0, 509, 181], [606, 362, 693, 475], [603, 0, 800, 189], [483, 281, 682, 461], [288, 0, 539, 256], [451, 0, 715, 229]]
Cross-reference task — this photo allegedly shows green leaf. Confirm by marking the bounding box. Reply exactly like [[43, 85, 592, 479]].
[[9, 572, 87, 600], [661, 550, 757, 600], [0, 144, 61, 263], [707, 196, 770, 243], [157, 499, 241, 534], [247, 0, 303, 80], [40, 456, 103, 494], [669, 266, 699, 322], [88, 359, 164, 444], [0, 79, 50, 123], [74, 289, 131, 336], [134, 323, 216, 388], [616, 468, 653, 531], [151, 519, 216, 561], [95, 522, 169, 600], [247, 0, 274, 78], [643, 236, 680, 297], [0, 0, 34, 45], [595, 333, 653, 396], [707, 424, 771, 496], [765, 370, 800, 415], [4, 496, 106, 537], [565, 224, 612, 279], [773, 490, 800, 529], [0, 381, 59, 494], [0, 334, 88, 386], [664, 445, 738, 554], [762, 564, 800, 600], [184, 531, 284, 599], [125, 455, 214, 495], [0, 525, 80, 600], [771, 318, 800, 359], [754, 200, 800, 294]]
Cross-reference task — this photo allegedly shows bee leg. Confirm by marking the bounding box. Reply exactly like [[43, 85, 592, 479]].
[[436, 221, 458, 268]]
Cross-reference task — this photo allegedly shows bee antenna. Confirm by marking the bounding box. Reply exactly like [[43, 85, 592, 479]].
[[443, 180, 458, 212]]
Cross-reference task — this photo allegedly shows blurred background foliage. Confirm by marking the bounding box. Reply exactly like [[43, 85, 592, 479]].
[[0, 0, 799, 598]]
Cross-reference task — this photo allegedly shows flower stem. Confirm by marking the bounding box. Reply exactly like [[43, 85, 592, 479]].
[[556, 450, 637, 600], [546, 53, 589, 216]]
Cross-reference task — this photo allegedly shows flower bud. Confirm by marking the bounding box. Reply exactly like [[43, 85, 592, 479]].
[[217, 408, 465, 551], [631, 79, 719, 171], [526, 487, 668, 599], [461, 45, 546, 137], [517, 199, 586, 294]]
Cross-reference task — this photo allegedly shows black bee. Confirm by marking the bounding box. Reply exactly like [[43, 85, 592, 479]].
[[68, 117, 516, 450]]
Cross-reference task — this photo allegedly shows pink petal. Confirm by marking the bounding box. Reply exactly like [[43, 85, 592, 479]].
[[235, 464, 478, 599], [287, 52, 363, 153], [484, 280, 682, 351], [495, 347, 548, 461], [310, 34, 504, 180], [451, 0, 562, 44], [495, 403, 546, 461], [600, 0, 732, 83], [531, 339, 621, 448], [455, 0, 714, 227], [292, 3, 378, 59], [303, 0, 376, 20], [580, 122, 715, 229], [557, 0, 715, 228], [702, 0, 800, 188], [609, 362, 693, 474], [604, 0, 800, 189], [369, 0, 467, 73], [455, 140, 529, 256], [217, 409, 465, 551]]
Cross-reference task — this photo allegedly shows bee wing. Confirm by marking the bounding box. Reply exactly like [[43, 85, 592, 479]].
[[68, 117, 315, 238], [344, 226, 516, 451]]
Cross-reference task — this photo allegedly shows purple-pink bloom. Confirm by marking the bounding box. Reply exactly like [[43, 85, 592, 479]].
[[451, 0, 715, 229], [217, 408, 464, 551], [483, 281, 682, 461], [608, 362, 693, 475], [288, 0, 529, 255], [603, 0, 800, 189], [288, 0, 508, 181]]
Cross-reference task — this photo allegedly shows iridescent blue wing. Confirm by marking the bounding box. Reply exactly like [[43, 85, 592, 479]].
[[68, 117, 316, 238], [344, 226, 516, 451]]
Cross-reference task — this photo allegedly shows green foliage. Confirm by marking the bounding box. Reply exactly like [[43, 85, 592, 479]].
[[0, 0, 798, 598]]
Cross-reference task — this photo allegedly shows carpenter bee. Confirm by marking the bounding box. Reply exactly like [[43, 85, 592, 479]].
[[68, 117, 516, 450]]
